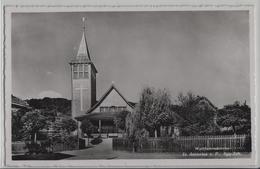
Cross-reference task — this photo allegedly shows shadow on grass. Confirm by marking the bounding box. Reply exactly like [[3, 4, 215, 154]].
[[12, 153, 75, 160]]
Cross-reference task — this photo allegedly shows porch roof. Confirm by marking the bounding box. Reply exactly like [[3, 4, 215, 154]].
[[76, 111, 122, 121]]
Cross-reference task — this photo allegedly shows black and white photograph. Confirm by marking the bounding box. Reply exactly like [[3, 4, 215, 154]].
[[1, 1, 259, 168]]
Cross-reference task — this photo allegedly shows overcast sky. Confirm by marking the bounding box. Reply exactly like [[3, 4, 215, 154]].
[[12, 11, 250, 107]]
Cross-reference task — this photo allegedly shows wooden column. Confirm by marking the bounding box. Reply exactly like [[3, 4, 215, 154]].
[[99, 120, 102, 136]]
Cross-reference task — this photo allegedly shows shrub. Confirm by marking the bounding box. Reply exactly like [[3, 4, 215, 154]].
[[91, 137, 102, 145], [64, 136, 78, 149], [25, 142, 48, 155]]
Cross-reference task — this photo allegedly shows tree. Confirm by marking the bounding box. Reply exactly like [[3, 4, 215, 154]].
[[217, 101, 251, 134], [80, 119, 96, 145], [126, 87, 172, 138], [21, 110, 47, 142], [61, 118, 77, 134], [48, 116, 78, 152], [52, 116, 77, 138], [140, 87, 172, 137], [176, 91, 197, 108], [125, 107, 143, 141], [113, 110, 130, 132], [125, 109, 149, 152]]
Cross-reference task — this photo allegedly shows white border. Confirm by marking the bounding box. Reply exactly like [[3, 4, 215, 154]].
[[1, 0, 259, 168]]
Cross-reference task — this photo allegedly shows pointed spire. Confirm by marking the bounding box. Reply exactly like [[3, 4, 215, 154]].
[[77, 17, 91, 61]]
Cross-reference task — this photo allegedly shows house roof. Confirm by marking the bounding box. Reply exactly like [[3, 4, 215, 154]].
[[11, 95, 31, 109], [195, 96, 218, 111], [75, 84, 134, 120], [128, 101, 137, 107]]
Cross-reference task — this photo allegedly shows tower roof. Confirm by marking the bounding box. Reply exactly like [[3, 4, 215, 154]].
[[70, 17, 98, 73], [76, 29, 91, 61], [70, 17, 92, 63]]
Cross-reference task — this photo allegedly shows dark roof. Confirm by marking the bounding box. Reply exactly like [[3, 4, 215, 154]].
[[76, 29, 91, 61], [69, 28, 98, 73], [128, 101, 137, 107], [88, 84, 134, 113], [12, 95, 31, 109], [78, 111, 123, 121], [75, 84, 134, 120], [195, 96, 218, 111]]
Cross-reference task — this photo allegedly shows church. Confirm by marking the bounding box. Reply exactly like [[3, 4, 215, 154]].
[[69, 18, 134, 138]]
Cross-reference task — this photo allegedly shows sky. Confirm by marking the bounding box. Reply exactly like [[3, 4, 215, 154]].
[[12, 11, 250, 108]]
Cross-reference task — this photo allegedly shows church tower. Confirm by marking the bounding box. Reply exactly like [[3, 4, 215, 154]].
[[69, 18, 97, 118]]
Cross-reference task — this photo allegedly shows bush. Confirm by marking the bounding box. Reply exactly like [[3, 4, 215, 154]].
[[64, 136, 78, 149], [50, 135, 78, 151], [91, 137, 102, 145], [25, 142, 48, 155]]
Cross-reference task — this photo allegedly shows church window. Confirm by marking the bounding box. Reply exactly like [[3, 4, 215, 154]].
[[118, 106, 127, 111], [100, 107, 105, 112], [79, 72, 83, 78], [83, 64, 89, 78], [109, 106, 116, 112], [72, 64, 79, 79], [73, 71, 78, 79], [84, 72, 89, 78], [73, 64, 78, 71], [79, 64, 83, 71], [78, 64, 84, 78], [72, 64, 89, 79], [100, 106, 127, 112]]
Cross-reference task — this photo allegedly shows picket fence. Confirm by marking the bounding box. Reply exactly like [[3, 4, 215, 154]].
[[175, 134, 247, 152], [113, 134, 249, 153]]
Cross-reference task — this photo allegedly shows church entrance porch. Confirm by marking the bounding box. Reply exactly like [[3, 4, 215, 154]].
[[79, 112, 124, 138], [91, 120, 123, 138]]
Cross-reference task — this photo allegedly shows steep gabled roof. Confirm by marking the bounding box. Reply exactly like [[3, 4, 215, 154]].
[[12, 95, 31, 109], [76, 30, 91, 61], [87, 84, 134, 114], [195, 96, 218, 111], [75, 84, 134, 120], [69, 19, 98, 73]]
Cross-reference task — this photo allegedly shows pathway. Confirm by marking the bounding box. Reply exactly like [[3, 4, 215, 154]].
[[61, 138, 250, 160], [61, 138, 117, 160], [61, 138, 183, 160]]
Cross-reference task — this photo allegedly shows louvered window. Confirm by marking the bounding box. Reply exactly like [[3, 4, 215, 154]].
[[72, 64, 89, 79]]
